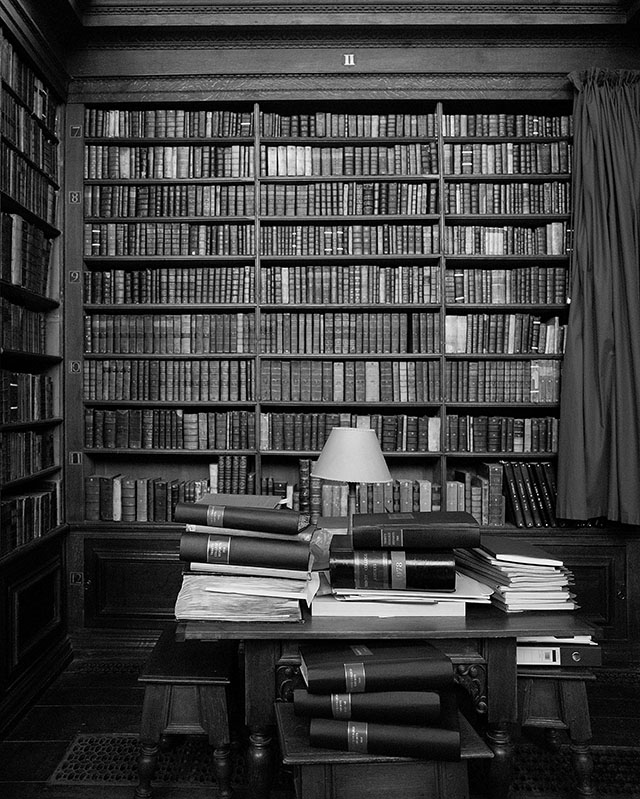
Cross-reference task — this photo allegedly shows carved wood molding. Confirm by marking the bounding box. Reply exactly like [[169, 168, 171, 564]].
[[454, 662, 488, 715], [68, 72, 573, 102], [81, 1, 629, 27], [80, 28, 630, 49]]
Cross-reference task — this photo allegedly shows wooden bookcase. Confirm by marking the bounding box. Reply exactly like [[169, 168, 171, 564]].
[[65, 99, 571, 524], [0, 24, 70, 734]]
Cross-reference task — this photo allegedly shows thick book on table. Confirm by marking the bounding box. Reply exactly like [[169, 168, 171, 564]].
[[350, 511, 479, 550], [308, 690, 461, 760], [310, 593, 466, 618], [293, 688, 442, 726], [299, 641, 454, 694], [174, 500, 309, 535], [179, 530, 311, 571], [329, 539, 456, 591]]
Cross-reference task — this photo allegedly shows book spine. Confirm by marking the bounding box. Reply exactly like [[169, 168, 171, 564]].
[[173, 503, 308, 533], [329, 548, 456, 591], [293, 688, 442, 725], [350, 525, 479, 550], [308, 717, 460, 760], [179, 531, 310, 570]]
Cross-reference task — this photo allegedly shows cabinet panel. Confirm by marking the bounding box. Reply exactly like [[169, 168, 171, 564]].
[[522, 530, 639, 665], [1, 536, 65, 682], [82, 534, 183, 628], [0, 531, 71, 735]]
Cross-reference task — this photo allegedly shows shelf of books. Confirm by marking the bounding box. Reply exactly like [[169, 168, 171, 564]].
[[0, 26, 64, 559], [65, 99, 572, 531]]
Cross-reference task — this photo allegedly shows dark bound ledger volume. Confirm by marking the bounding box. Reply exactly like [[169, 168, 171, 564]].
[[329, 538, 456, 591], [174, 502, 309, 535], [350, 510, 480, 550], [308, 691, 461, 760], [299, 641, 454, 694], [179, 531, 311, 571], [293, 688, 441, 726]]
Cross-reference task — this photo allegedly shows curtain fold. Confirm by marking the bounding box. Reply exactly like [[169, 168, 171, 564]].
[[556, 68, 640, 525]]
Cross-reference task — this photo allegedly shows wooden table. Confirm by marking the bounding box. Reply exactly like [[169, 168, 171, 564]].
[[178, 606, 596, 799]]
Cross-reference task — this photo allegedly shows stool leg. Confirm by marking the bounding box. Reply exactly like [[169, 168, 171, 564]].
[[570, 741, 596, 798], [561, 680, 596, 798], [213, 745, 233, 799], [545, 727, 564, 752], [134, 740, 159, 799]]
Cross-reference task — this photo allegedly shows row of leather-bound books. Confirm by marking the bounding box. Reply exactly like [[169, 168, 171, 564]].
[[81, 263, 568, 307], [82, 179, 569, 219]]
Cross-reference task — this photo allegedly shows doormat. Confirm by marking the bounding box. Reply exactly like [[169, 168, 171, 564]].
[[48, 733, 640, 796], [510, 742, 640, 797], [47, 733, 290, 790]]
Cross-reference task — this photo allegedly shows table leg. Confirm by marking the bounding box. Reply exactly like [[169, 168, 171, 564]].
[[485, 724, 515, 799], [483, 637, 518, 799], [247, 726, 275, 799], [243, 640, 280, 798]]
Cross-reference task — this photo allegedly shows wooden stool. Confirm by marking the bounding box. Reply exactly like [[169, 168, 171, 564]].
[[518, 668, 596, 798], [275, 702, 493, 799], [135, 626, 237, 799]]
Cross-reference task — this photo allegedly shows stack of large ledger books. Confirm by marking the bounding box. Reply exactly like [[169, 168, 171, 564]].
[[173, 495, 319, 622], [293, 641, 462, 760], [455, 533, 578, 612], [312, 510, 492, 617]]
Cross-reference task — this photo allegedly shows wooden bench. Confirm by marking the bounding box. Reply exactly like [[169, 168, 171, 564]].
[[275, 701, 493, 799], [134, 626, 237, 799], [518, 667, 596, 798]]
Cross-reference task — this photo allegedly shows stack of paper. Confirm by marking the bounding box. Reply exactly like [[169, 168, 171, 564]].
[[174, 572, 321, 622], [173, 493, 319, 622], [455, 534, 577, 612], [311, 571, 492, 617]]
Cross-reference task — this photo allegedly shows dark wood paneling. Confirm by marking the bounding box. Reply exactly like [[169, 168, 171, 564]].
[[0, 531, 72, 735], [519, 528, 640, 665], [82, 534, 184, 628]]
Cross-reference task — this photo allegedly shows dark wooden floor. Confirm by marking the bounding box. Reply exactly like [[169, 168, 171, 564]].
[[0, 651, 638, 799]]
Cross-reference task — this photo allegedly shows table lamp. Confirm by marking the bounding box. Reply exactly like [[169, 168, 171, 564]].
[[311, 427, 393, 534]]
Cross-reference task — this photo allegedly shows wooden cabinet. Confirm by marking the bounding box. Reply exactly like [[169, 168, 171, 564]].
[[67, 528, 184, 631], [521, 526, 640, 666]]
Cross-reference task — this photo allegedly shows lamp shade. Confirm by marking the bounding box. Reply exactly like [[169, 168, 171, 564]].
[[311, 427, 392, 484]]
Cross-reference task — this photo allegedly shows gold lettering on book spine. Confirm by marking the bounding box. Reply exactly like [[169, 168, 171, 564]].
[[331, 693, 352, 719], [344, 662, 366, 692], [347, 721, 368, 752]]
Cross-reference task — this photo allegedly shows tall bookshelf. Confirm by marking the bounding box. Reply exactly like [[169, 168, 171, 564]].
[[65, 100, 572, 532], [0, 24, 69, 733]]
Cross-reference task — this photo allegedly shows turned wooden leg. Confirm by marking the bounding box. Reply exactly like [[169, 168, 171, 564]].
[[134, 740, 159, 799], [570, 740, 596, 798], [485, 724, 515, 799], [246, 726, 273, 799], [545, 727, 564, 752], [213, 745, 233, 799]]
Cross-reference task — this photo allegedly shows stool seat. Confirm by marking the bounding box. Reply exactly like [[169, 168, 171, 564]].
[[135, 626, 237, 799], [275, 702, 492, 799]]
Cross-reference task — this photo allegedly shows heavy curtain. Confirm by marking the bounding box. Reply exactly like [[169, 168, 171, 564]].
[[556, 69, 640, 526]]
